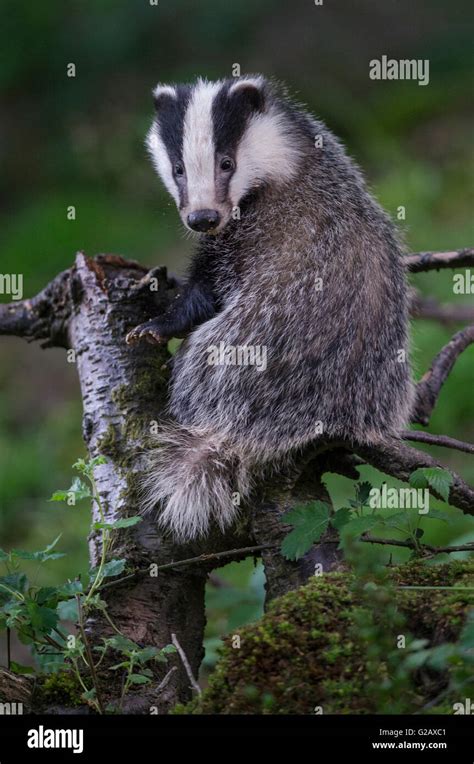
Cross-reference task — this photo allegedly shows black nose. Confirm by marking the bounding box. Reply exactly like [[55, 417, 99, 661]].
[[187, 209, 221, 232]]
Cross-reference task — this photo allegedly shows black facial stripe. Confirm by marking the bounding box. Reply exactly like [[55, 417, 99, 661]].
[[212, 81, 261, 155], [156, 85, 191, 165], [155, 85, 191, 209]]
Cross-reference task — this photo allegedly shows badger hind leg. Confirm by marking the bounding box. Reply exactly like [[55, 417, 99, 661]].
[[139, 423, 250, 541]]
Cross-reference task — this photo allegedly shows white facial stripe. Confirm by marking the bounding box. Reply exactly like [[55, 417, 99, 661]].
[[228, 76, 264, 96], [146, 123, 180, 205], [152, 84, 177, 100], [229, 108, 301, 205], [182, 79, 222, 210]]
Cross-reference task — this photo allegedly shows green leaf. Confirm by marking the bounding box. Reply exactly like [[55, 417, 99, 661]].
[[341, 515, 383, 538], [426, 644, 456, 670], [81, 688, 97, 701], [422, 508, 453, 524], [35, 587, 60, 606], [97, 559, 126, 579], [408, 638, 430, 651], [331, 507, 352, 531], [72, 458, 88, 474], [10, 661, 35, 675], [404, 649, 431, 670], [11, 535, 65, 563], [160, 644, 177, 655], [11, 549, 64, 562], [110, 516, 142, 529], [50, 477, 91, 504], [382, 512, 411, 529], [73, 456, 107, 477], [6, 602, 28, 629], [105, 634, 139, 654], [26, 602, 58, 634], [409, 467, 453, 502], [281, 502, 330, 561], [136, 646, 160, 663], [0, 549, 10, 562], [93, 516, 142, 531], [0, 573, 28, 603], [154, 644, 177, 663], [57, 598, 79, 622], [128, 674, 151, 685], [57, 581, 83, 597], [356, 482, 373, 506]]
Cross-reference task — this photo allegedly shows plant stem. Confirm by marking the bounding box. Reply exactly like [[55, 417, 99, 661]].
[[70, 655, 99, 712], [76, 594, 105, 714], [101, 606, 125, 637], [83, 474, 109, 607], [119, 657, 135, 711], [0, 583, 24, 600]]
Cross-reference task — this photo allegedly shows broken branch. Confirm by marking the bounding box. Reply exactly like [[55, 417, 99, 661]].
[[412, 325, 474, 425], [402, 430, 474, 455], [404, 248, 474, 273]]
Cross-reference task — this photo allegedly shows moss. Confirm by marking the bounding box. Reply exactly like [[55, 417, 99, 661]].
[[111, 357, 169, 413], [111, 383, 130, 411], [34, 671, 84, 710], [109, 371, 168, 469], [96, 423, 120, 460], [185, 561, 473, 715]]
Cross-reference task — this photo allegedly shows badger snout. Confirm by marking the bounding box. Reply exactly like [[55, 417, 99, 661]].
[[187, 209, 221, 233]]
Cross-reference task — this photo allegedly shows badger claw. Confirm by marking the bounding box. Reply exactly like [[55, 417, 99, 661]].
[[126, 321, 166, 346]]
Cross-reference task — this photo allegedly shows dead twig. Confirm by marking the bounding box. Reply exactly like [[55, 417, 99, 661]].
[[404, 248, 474, 273], [171, 633, 201, 695], [412, 325, 474, 425], [409, 291, 474, 324], [402, 430, 474, 455], [361, 535, 474, 556]]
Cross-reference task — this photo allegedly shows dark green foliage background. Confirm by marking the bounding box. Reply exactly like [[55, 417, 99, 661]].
[[0, 0, 472, 673]]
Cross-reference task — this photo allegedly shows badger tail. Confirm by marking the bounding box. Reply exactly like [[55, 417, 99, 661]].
[[139, 423, 252, 541]]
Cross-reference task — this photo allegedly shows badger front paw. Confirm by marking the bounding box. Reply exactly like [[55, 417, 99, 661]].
[[126, 319, 168, 346]]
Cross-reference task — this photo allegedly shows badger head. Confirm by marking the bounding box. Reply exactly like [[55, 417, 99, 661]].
[[146, 76, 301, 234]]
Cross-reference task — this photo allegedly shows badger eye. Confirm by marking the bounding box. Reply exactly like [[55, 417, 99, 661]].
[[220, 157, 234, 172], [174, 161, 184, 177]]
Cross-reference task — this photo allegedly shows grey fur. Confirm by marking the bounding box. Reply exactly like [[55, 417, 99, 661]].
[[141, 76, 415, 540]]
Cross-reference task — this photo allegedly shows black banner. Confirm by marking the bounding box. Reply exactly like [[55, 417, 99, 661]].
[[0, 714, 472, 758]]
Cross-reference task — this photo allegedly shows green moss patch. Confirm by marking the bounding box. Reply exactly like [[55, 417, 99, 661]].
[[183, 561, 473, 714]]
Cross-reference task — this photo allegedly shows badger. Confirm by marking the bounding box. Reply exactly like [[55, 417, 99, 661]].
[[126, 75, 415, 541]]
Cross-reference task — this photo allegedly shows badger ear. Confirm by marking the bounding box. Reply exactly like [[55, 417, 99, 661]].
[[228, 77, 265, 112], [152, 84, 177, 111]]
